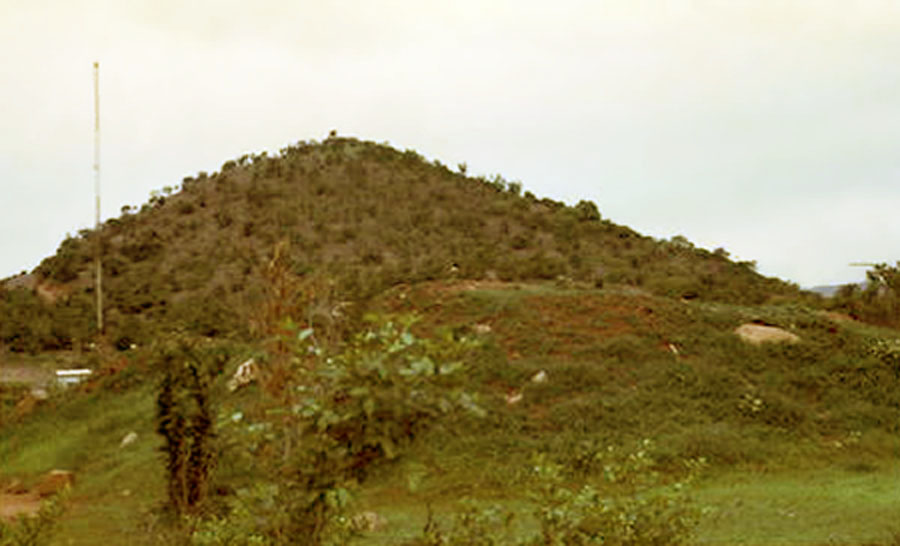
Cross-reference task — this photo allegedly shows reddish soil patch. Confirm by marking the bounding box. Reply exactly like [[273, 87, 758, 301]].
[[379, 280, 675, 360], [0, 493, 42, 521], [822, 311, 856, 323]]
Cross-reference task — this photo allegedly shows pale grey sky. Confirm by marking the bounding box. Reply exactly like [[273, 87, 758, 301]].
[[2, 1, 899, 287]]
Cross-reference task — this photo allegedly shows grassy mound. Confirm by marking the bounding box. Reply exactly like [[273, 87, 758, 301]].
[[2, 280, 898, 544]]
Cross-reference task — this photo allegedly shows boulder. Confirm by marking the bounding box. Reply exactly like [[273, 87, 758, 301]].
[[228, 359, 258, 392], [35, 470, 75, 498], [351, 511, 387, 532], [734, 324, 799, 345], [505, 389, 523, 405], [120, 431, 138, 448]]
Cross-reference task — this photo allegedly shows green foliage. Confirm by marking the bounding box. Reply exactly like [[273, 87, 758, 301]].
[[406, 441, 702, 546], [0, 287, 93, 353], [830, 262, 900, 329], [0, 490, 67, 546], [406, 502, 519, 546], [156, 339, 226, 514], [528, 441, 702, 546], [574, 200, 601, 222], [187, 485, 274, 545], [213, 314, 482, 544], [0, 289, 54, 354]]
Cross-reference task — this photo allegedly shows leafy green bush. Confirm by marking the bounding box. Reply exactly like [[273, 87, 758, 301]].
[[0, 490, 67, 546], [531, 441, 702, 546], [406, 440, 702, 546], [210, 314, 483, 544], [405, 502, 519, 546]]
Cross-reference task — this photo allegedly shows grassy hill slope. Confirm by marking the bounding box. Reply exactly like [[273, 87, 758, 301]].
[[2, 280, 899, 544]]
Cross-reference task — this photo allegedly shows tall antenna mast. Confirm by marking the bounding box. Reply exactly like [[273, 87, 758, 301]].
[[93, 61, 103, 335]]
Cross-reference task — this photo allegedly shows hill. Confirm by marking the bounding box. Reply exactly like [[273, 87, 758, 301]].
[[1, 135, 807, 354], [4, 135, 900, 545]]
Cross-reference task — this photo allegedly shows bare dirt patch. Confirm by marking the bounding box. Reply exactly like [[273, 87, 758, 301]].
[[0, 492, 42, 521], [821, 311, 856, 323], [0, 471, 74, 521], [0, 365, 53, 387]]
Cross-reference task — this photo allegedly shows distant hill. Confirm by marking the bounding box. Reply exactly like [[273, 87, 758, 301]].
[[808, 285, 841, 298], [0, 135, 809, 352], [808, 282, 865, 298]]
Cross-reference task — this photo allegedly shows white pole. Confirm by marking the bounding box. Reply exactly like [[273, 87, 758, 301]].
[[93, 62, 103, 335]]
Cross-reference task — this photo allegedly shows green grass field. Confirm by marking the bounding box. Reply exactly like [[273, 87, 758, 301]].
[[694, 467, 900, 545]]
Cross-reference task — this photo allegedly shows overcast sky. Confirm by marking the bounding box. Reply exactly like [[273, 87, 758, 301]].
[[2, 1, 899, 287]]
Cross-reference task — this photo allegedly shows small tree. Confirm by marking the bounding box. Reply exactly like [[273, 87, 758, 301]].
[[156, 340, 224, 515], [832, 262, 900, 328], [574, 200, 601, 222]]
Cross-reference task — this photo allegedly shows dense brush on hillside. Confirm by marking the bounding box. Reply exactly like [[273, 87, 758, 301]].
[[0, 136, 805, 352]]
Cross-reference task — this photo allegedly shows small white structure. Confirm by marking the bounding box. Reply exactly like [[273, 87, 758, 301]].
[[55, 369, 92, 387]]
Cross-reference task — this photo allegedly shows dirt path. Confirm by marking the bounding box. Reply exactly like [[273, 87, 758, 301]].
[[0, 365, 52, 387], [0, 493, 42, 520]]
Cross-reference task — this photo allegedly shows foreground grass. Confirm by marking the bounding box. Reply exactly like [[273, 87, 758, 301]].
[[0, 378, 163, 545], [3, 361, 899, 545], [695, 466, 900, 545], [349, 464, 900, 545]]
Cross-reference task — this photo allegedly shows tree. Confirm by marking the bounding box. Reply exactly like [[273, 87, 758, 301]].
[[832, 262, 900, 328], [574, 200, 601, 222]]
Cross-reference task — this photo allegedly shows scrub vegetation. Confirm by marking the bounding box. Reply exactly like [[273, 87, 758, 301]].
[[1, 136, 804, 354], [1, 135, 899, 545]]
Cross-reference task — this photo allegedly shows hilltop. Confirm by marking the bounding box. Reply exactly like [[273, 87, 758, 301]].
[[1, 135, 807, 353]]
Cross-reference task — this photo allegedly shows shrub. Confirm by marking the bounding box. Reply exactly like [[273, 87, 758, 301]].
[[0, 489, 68, 546], [407, 440, 702, 546], [213, 314, 483, 544], [574, 200, 601, 222], [155, 339, 227, 515]]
